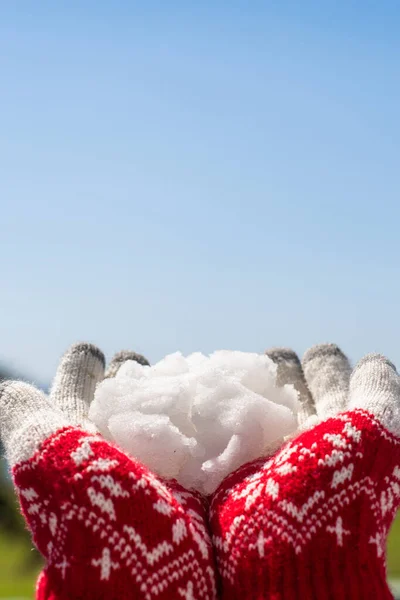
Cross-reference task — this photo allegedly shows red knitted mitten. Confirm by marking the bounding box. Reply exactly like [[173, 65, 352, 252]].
[[211, 348, 400, 599], [1, 344, 217, 600]]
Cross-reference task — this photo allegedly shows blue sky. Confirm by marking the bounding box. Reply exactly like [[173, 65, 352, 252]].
[[1, 2, 400, 384]]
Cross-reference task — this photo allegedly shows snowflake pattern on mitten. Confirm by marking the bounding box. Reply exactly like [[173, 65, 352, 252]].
[[210, 350, 400, 600], [14, 427, 217, 600]]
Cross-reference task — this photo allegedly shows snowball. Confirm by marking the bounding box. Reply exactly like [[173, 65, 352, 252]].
[[89, 351, 300, 495]]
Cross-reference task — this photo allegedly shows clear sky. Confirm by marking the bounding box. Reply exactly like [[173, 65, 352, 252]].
[[1, 2, 400, 385]]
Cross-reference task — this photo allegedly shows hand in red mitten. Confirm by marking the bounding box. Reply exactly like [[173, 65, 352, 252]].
[[0, 344, 217, 600], [211, 345, 400, 599]]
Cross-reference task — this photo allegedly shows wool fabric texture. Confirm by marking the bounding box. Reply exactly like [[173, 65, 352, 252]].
[[13, 426, 217, 600], [210, 409, 398, 599]]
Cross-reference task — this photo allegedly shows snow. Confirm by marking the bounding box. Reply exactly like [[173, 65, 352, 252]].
[[89, 350, 300, 495]]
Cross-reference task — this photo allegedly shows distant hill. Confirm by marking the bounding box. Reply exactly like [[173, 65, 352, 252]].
[[0, 364, 14, 381], [0, 362, 48, 391]]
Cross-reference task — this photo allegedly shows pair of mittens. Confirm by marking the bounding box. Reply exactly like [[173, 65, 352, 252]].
[[2, 343, 400, 599]]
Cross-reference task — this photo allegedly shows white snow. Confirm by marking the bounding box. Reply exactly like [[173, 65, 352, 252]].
[[89, 350, 300, 495]]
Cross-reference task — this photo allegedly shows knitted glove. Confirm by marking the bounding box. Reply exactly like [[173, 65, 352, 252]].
[[266, 343, 352, 431], [0, 343, 217, 600], [211, 344, 400, 599], [266, 347, 317, 429]]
